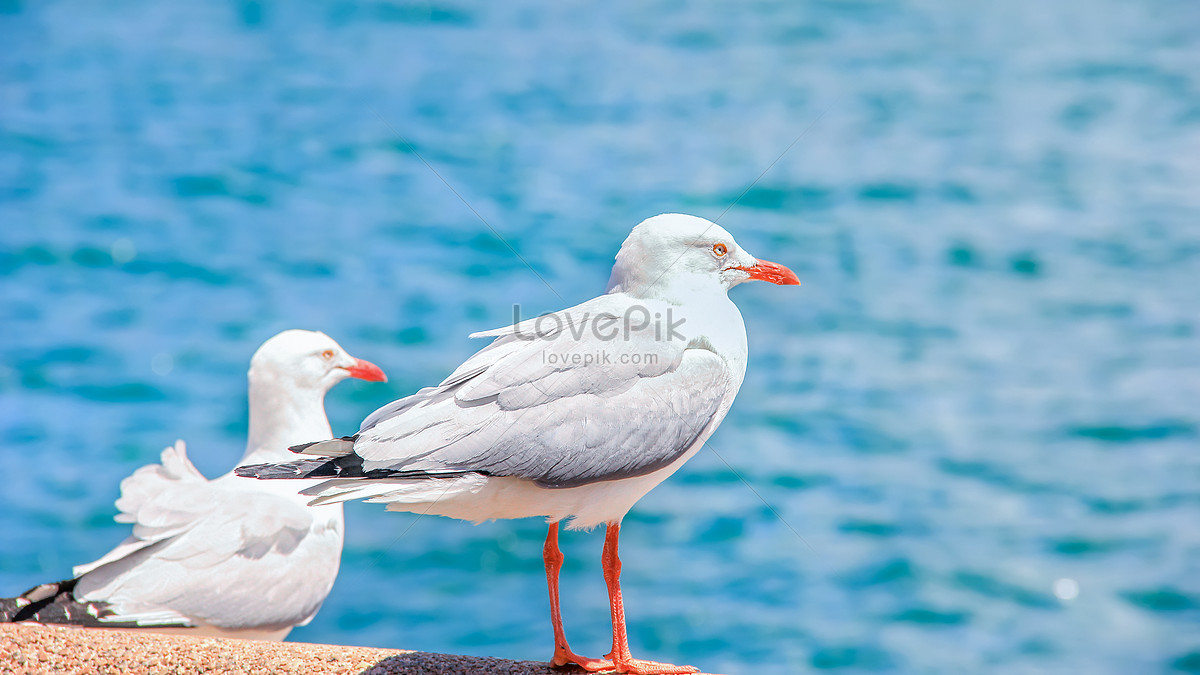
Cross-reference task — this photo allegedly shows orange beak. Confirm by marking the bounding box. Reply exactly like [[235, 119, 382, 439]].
[[738, 259, 801, 286], [344, 358, 387, 382]]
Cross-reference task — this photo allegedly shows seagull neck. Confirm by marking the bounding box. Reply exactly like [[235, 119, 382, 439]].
[[608, 271, 727, 306], [243, 376, 334, 465]]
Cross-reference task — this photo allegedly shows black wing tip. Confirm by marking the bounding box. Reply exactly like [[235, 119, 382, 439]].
[[2, 578, 99, 626], [2, 577, 191, 629], [235, 458, 352, 480], [288, 441, 319, 455], [234, 463, 269, 478], [234, 462, 316, 479], [288, 434, 357, 455], [235, 461, 299, 480], [236, 463, 284, 479]]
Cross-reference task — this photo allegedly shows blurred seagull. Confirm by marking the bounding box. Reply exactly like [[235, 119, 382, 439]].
[[237, 214, 799, 672], [0, 330, 386, 640]]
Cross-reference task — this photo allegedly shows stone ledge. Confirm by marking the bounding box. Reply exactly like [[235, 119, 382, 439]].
[[0, 623, 573, 674]]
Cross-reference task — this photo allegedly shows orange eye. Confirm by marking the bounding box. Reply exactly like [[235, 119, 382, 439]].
[[713, 243, 728, 257], [321, 349, 334, 360]]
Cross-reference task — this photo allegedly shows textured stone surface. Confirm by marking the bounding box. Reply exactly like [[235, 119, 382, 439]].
[[0, 623, 577, 674]]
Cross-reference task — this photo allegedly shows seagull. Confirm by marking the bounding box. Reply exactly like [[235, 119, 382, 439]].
[[237, 214, 799, 672], [0, 330, 387, 640]]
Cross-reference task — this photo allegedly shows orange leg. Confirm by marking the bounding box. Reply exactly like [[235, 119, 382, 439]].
[[600, 522, 699, 675], [545, 522, 613, 671]]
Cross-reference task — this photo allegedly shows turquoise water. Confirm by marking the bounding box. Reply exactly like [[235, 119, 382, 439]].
[[2, 1, 1199, 672]]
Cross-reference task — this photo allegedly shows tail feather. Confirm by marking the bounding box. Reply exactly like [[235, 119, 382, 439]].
[[300, 472, 490, 507]]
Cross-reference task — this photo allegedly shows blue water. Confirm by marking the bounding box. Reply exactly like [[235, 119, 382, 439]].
[[2, 1, 1199, 672]]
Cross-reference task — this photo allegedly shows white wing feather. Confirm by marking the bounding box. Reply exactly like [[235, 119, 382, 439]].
[[71, 441, 337, 630]]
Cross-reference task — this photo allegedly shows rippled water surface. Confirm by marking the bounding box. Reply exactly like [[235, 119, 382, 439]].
[[3, 1, 1199, 673]]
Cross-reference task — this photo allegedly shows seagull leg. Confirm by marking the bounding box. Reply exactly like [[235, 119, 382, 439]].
[[545, 522, 613, 671], [600, 522, 699, 675]]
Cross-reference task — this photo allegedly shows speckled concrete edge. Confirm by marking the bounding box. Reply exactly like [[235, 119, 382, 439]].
[[0, 622, 577, 675]]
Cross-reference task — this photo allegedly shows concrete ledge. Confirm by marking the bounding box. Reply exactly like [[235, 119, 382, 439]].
[[0, 623, 574, 674]]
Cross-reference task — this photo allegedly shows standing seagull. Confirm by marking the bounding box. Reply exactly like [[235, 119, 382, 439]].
[[1, 330, 386, 640], [238, 214, 799, 672]]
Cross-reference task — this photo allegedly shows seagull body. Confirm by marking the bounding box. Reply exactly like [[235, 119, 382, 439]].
[[293, 290, 746, 529], [1, 330, 386, 640], [239, 215, 799, 672]]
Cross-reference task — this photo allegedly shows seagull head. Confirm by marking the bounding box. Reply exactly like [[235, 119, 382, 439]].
[[249, 329, 387, 394], [606, 213, 800, 301]]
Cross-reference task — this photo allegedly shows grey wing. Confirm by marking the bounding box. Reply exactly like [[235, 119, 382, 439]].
[[358, 387, 438, 433], [352, 295, 732, 488]]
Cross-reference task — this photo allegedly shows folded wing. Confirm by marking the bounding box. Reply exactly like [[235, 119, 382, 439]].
[[349, 294, 732, 488], [71, 442, 327, 629]]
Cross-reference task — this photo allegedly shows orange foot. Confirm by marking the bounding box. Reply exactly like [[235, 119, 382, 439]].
[[608, 657, 700, 674], [551, 648, 614, 672]]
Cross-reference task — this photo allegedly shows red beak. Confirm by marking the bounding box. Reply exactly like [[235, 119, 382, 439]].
[[344, 358, 387, 382], [739, 259, 801, 286]]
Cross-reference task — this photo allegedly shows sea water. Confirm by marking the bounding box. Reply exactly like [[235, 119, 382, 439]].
[[2, 2, 1198, 672]]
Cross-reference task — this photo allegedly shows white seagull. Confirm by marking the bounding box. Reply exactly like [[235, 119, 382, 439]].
[[237, 214, 799, 672], [0, 330, 386, 640]]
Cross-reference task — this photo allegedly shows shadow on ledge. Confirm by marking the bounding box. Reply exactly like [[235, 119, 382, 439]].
[[363, 652, 580, 674]]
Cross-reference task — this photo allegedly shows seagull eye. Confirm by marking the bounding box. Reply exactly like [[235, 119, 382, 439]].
[[713, 243, 728, 257], [321, 349, 334, 360]]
